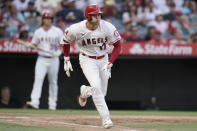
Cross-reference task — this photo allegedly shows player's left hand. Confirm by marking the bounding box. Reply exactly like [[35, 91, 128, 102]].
[[64, 56, 73, 77], [102, 62, 113, 79]]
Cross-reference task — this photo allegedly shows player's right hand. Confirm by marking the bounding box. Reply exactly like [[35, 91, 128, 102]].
[[64, 56, 73, 77]]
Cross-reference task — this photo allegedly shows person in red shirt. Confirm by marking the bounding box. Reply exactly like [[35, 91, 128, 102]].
[[127, 25, 144, 42], [148, 29, 167, 44]]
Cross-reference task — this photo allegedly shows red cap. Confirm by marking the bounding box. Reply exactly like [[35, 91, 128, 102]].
[[175, 10, 182, 15], [85, 4, 102, 21], [154, 29, 161, 35], [42, 12, 53, 19]]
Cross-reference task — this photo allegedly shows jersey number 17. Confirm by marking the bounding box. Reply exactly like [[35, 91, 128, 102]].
[[99, 43, 106, 50]]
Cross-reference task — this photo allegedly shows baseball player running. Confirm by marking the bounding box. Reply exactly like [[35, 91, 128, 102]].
[[26, 12, 63, 110], [60, 4, 121, 128]]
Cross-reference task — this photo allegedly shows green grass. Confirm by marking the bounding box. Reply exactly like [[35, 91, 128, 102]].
[[1, 109, 197, 131], [0, 109, 99, 115], [110, 110, 197, 116], [128, 124, 197, 131], [0, 122, 74, 131], [0, 109, 197, 116]]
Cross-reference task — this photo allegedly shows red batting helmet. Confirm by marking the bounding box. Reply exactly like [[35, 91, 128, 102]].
[[85, 4, 102, 21], [42, 12, 53, 19]]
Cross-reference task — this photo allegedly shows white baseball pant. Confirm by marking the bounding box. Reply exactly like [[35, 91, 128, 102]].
[[79, 53, 111, 121], [30, 56, 59, 109]]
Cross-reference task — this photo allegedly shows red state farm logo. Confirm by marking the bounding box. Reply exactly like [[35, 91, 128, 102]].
[[129, 44, 144, 54]]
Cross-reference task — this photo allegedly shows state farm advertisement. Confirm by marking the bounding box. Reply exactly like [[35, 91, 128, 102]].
[[122, 43, 197, 56], [0, 40, 197, 56], [0, 40, 79, 54], [0, 40, 37, 53]]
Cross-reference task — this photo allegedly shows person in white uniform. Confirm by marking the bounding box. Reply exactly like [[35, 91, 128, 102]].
[[60, 4, 121, 128], [26, 12, 63, 110]]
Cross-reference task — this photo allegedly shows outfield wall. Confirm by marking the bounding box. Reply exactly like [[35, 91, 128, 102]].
[[0, 54, 197, 110]]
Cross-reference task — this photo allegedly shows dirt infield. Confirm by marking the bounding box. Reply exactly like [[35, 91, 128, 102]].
[[1, 113, 197, 131]]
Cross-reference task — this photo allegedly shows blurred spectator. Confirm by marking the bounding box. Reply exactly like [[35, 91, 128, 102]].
[[87, 0, 104, 8], [121, 19, 132, 42], [0, 0, 13, 20], [22, 1, 41, 37], [171, 11, 194, 37], [173, 0, 184, 9], [55, 17, 65, 31], [144, 26, 156, 41], [122, 4, 140, 26], [148, 29, 167, 44], [148, 13, 168, 34], [102, 0, 117, 18], [163, 1, 176, 21], [0, 23, 9, 39], [0, 86, 24, 108], [103, 0, 124, 33], [191, 32, 197, 43], [174, 10, 183, 22], [2, 5, 25, 39], [0, 0, 3, 7], [12, 0, 30, 11], [177, 0, 190, 15], [122, 9, 131, 25], [56, 0, 84, 26], [179, 15, 194, 36], [58, 0, 104, 12], [121, 0, 133, 13], [138, 1, 158, 25], [153, 0, 166, 9], [133, 0, 142, 8], [74, 0, 87, 11], [59, 0, 72, 9], [35, 0, 58, 14], [22, 1, 40, 20], [168, 10, 182, 33], [105, 17, 124, 33], [60, 0, 101, 12], [137, 24, 148, 38], [153, 0, 169, 15], [168, 28, 187, 44], [188, 1, 197, 27], [126, 25, 144, 42], [18, 25, 30, 40]]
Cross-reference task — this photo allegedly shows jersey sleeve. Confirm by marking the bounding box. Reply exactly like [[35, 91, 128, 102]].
[[31, 30, 40, 45], [60, 26, 76, 45], [106, 22, 121, 44]]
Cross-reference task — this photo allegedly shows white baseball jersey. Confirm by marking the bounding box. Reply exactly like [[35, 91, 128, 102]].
[[32, 26, 63, 57], [60, 20, 121, 56]]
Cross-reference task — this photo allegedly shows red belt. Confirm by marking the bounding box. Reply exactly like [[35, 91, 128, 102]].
[[82, 53, 105, 60]]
